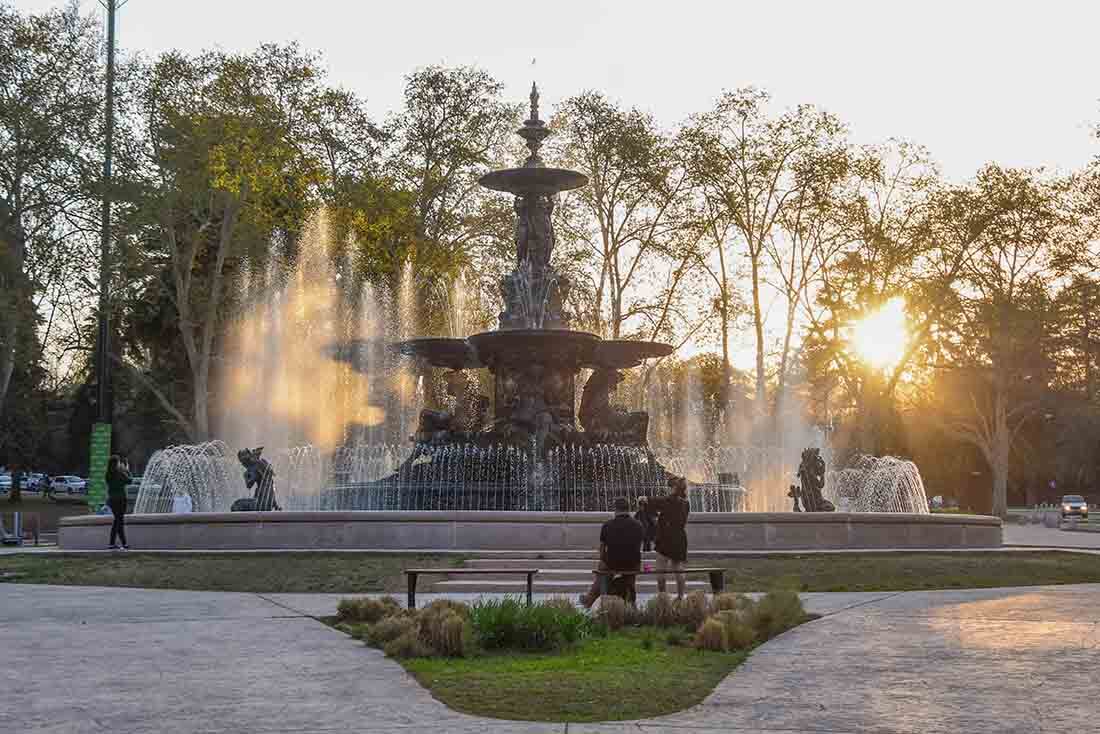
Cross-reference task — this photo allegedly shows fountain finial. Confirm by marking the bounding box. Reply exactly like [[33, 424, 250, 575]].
[[529, 81, 540, 122]]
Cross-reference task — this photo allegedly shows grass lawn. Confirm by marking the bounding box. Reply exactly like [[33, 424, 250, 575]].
[[0, 552, 456, 592], [2, 550, 1098, 592], [401, 628, 750, 722], [703, 551, 1100, 592]]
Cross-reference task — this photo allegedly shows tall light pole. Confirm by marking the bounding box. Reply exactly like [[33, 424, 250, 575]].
[[89, 0, 127, 508]]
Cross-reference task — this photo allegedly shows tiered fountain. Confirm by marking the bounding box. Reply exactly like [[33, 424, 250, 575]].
[[328, 84, 742, 512], [59, 86, 1003, 551]]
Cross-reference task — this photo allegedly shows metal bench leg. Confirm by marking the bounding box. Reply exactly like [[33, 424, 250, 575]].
[[526, 573, 533, 607], [406, 573, 418, 610], [708, 570, 725, 594]]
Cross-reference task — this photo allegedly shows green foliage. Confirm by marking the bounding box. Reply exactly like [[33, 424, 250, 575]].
[[469, 597, 591, 651], [664, 627, 688, 647]]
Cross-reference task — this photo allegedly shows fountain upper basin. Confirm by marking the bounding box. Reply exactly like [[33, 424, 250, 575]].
[[479, 167, 589, 195]]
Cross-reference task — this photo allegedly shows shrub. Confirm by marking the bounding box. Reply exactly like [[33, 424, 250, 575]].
[[715, 610, 757, 649], [366, 615, 416, 648], [435, 612, 472, 657], [644, 593, 677, 628], [417, 599, 471, 652], [748, 590, 806, 641], [695, 618, 728, 652], [383, 629, 432, 659], [542, 596, 578, 614], [595, 596, 628, 631], [336, 596, 401, 624], [624, 601, 647, 627], [675, 591, 712, 629], [470, 597, 590, 651], [714, 593, 753, 614]]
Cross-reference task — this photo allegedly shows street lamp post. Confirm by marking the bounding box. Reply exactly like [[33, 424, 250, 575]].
[[88, 0, 127, 510]]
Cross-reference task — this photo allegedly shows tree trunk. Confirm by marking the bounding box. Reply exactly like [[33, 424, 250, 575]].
[[0, 203, 26, 422], [750, 254, 766, 413]]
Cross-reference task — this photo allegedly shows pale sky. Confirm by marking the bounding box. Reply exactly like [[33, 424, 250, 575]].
[[16, 0, 1100, 371], [16, 0, 1100, 181]]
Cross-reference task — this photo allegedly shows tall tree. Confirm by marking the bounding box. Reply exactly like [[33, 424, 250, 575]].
[[0, 2, 102, 420], [125, 45, 338, 439], [683, 88, 845, 414], [933, 166, 1078, 517], [554, 91, 696, 340]]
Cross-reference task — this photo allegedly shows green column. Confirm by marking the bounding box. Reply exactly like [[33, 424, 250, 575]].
[[87, 423, 112, 509]]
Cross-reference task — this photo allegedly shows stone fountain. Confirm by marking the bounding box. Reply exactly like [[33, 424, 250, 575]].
[[329, 84, 735, 512]]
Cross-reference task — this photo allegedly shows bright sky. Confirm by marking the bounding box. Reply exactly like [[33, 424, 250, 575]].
[[18, 0, 1100, 182], [16, 0, 1100, 369]]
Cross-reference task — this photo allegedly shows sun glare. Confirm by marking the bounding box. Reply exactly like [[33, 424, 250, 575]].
[[850, 297, 909, 371]]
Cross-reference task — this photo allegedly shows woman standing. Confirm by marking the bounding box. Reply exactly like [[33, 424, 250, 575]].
[[105, 455, 131, 550]]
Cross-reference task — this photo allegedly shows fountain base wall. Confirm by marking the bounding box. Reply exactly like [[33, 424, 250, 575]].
[[59, 511, 1002, 550]]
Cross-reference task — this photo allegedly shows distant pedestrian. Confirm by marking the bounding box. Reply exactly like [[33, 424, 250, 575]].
[[105, 455, 131, 550], [634, 497, 656, 552], [648, 476, 690, 599]]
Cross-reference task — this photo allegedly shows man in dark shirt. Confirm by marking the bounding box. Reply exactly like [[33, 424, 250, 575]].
[[581, 497, 644, 608], [647, 476, 691, 599]]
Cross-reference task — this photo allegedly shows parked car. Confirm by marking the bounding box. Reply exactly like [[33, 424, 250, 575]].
[[23, 473, 47, 493], [0, 473, 10, 496], [1061, 495, 1089, 520], [48, 476, 88, 501]]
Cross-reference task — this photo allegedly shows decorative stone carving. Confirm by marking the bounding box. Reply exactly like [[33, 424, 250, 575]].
[[414, 370, 489, 443], [234, 447, 280, 511], [578, 368, 649, 445]]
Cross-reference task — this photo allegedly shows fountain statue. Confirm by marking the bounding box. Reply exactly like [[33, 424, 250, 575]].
[[793, 447, 835, 512], [231, 447, 281, 512]]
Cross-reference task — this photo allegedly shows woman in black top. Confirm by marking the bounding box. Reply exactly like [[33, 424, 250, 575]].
[[648, 476, 690, 598], [105, 455, 131, 550]]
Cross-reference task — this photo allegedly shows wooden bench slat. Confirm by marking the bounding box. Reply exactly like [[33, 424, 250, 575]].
[[404, 568, 539, 574]]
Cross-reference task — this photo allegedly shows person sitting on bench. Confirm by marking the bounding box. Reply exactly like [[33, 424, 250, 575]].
[[581, 497, 645, 608]]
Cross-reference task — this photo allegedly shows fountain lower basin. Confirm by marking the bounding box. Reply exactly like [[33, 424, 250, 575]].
[[59, 510, 1002, 551]]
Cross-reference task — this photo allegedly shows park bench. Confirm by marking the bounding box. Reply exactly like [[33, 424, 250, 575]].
[[403, 568, 539, 609], [593, 566, 727, 603]]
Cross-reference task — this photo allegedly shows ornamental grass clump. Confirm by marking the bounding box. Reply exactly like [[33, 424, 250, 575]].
[[715, 610, 757, 650], [695, 617, 728, 652], [384, 629, 432, 659], [417, 599, 473, 657], [747, 590, 806, 640], [336, 596, 401, 624], [713, 592, 753, 614], [675, 591, 713, 629], [365, 614, 416, 648], [644, 593, 677, 628], [595, 595, 628, 631]]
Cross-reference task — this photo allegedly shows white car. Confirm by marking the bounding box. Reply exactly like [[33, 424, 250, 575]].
[[0, 473, 9, 496], [48, 476, 88, 501]]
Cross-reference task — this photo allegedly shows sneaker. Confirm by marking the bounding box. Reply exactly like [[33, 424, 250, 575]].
[[121, 545, 129, 551]]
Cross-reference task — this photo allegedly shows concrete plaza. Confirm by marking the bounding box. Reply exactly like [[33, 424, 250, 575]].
[[3, 580, 1098, 733]]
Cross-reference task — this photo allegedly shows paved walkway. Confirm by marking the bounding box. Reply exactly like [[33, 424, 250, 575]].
[[3, 583, 1099, 733]]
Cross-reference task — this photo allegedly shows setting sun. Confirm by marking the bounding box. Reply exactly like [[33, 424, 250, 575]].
[[851, 297, 909, 371]]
